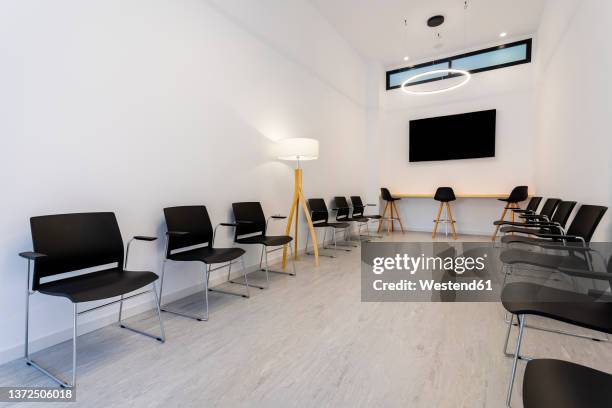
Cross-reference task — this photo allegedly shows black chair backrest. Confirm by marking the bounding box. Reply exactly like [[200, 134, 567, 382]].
[[29, 212, 124, 290], [539, 198, 561, 218], [567, 205, 608, 242], [334, 197, 351, 221], [507, 186, 529, 203], [350, 196, 365, 217], [232, 202, 266, 238], [308, 198, 329, 224], [434, 187, 456, 202], [551, 201, 577, 228], [380, 188, 394, 202], [164, 206, 214, 256], [525, 196, 542, 213]]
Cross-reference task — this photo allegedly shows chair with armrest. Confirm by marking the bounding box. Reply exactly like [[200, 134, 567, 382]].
[[499, 200, 576, 246], [378, 188, 405, 234], [333, 196, 368, 245], [503, 197, 560, 227], [19, 212, 165, 388], [350, 196, 382, 239], [306, 198, 351, 257], [494, 196, 548, 227], [499, 205, 607, 271], [232, 202, 295, 289], [508, 196, 542, 216], [502, 254, 612, 407], [160, 206, 249, 322], [491, 185, 529, 240]]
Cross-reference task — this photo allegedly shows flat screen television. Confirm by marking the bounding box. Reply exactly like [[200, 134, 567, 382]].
[[409, 109, 496, 162]]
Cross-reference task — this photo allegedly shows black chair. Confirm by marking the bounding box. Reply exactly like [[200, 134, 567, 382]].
[[499, 205, 607, 281], [306, 198, 351, 257], [432, 187, 457, 239], [502, 254, 612, 406], [19, 212, 164, 387], [494, 197, 559, 228], [500, 203, 601, 248], [491, 185, 529, 240], [378, 188, 405, 234], [160, 206, 249, 322], [522, 359, 612, 408], [511, 196, 542, 215], [350, 195, 383, 239], [499, 200, 576, 246], [232, 202, 295, 289], [334, 196, 368, 245]]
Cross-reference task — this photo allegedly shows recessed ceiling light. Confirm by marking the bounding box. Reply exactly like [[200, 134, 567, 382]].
[[500, 32, 507, 38], [403, 56, 410, 61]]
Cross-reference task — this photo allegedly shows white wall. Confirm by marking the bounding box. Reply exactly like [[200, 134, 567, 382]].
[[535, 0, 612, 241], [0, 0, 368, 364], [378, 45, 537, 235]]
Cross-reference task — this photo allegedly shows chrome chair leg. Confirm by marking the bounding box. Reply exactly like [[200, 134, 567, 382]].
[[119, 284, 166, 342], [507, 314, 526, 407], [307, 228, 335, 258]]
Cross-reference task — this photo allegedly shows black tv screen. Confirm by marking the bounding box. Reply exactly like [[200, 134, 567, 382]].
[[409, 109, 496, 162]]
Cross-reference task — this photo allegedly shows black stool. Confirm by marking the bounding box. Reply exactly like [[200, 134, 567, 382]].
[[491, 185, 529, 241], [432, 187, 457, 239], [378, 188, 405, 234]]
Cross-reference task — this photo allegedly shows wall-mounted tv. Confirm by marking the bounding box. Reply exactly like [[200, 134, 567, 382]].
[[409, 109, 496, 162]]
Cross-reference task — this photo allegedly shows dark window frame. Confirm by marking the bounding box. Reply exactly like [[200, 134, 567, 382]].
[[386, 38, 532, 90]]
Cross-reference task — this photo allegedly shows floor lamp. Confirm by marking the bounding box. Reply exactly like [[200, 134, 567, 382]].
[[278, 138, 320, 268]]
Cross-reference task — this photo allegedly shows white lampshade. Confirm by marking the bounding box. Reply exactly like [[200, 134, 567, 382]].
[[276, 138, 319, 161]]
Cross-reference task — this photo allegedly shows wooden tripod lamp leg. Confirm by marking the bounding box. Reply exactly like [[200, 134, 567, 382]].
[[282, 168, 319, 269]]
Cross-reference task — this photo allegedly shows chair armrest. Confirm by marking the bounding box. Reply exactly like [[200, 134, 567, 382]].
[[520, 214, 547, 220], [166, 231, 189, 236], [500, 222, 557, 229], [558, 267, 611, 281], [133, 236, 157, 242], [529, 232, 582, 241], [514, 209, 529, 213], [19, 251, 47, 260], [271, 215, 287, 220], [220, 221, 253, 227]]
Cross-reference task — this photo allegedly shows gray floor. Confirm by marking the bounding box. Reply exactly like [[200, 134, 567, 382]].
[[1, 232, 611, 407]]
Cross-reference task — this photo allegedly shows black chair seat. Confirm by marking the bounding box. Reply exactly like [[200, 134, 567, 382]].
[[348, 216, 369, 223], [236, 235, 292, 247], [502, 282, 612, 334], [38, 269, 158, 303], [523, 359, 612, 408], [500, 248, 589, 270], [313, 222, 350, 229], [365, 215, 382, 220], [169, 247, 245, 264]]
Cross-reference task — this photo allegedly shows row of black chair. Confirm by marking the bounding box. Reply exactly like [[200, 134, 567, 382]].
[[18, 202, 299, 387], [18, 196, 380, 388], [304, 196, 381, 258], [492, 196, 610, 406]]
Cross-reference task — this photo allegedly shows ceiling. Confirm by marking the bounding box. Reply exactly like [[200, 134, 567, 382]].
[[309, 0, 546, 68]]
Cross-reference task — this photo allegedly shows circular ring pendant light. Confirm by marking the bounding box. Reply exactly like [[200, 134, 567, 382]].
[[401, 69, 471, 95], [402, 1, 472, 96]]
